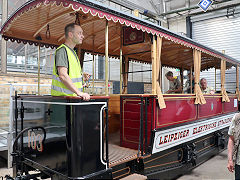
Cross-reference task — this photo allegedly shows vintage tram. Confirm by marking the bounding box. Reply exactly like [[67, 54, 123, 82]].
[[1, 0, 240, 179]]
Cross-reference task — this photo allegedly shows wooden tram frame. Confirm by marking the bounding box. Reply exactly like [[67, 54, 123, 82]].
[[1, 0, 240, 179]]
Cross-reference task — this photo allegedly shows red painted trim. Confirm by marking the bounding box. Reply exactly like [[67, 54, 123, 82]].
[[18, 95, 110, 100]]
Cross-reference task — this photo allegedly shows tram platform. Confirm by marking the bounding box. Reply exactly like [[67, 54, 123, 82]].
[[107, 131, 138, 167]]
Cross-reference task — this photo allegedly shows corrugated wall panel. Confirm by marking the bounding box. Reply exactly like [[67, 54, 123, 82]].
[[192, 16, 240, 61], [192, 9, 240, 93]]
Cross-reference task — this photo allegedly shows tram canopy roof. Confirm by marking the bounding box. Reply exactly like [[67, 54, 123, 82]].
[[0, 0, 239, 70]]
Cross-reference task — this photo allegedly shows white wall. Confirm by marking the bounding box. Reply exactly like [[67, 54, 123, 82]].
[[168, 17, 187, 35]]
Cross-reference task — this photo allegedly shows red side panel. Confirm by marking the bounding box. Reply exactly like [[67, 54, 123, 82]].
[[120, 95, 238, 150], [198, 96, 222, 119], [155, 96, 197, 129], [223, 96, 238, 113], [120, 97, 154, 150]]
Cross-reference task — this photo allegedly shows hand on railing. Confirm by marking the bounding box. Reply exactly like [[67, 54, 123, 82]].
[[77, 92, 90, 101]]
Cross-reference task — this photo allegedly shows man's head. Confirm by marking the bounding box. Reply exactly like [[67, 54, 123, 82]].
[[65, 23, 84, 45], [165, 71, 174, 81], [200, 78, 207, 90]]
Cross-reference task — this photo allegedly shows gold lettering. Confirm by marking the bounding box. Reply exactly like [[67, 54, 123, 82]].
[[27, 131, 43, 152], [28, 130, 31, 148], [36, 134, 43, 152], [31, 131, 36, 150]]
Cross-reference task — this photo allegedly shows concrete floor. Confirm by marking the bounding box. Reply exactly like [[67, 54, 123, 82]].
[[177, 150, 234, 180], [0, 150, 235, 179], [0, 157, 12, 177]]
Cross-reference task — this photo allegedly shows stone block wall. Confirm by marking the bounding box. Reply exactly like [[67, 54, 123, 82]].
[[0, 73, 52, 127]]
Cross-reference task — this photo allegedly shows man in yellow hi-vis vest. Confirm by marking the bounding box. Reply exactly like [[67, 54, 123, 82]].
[[51, 23, 90, 101]]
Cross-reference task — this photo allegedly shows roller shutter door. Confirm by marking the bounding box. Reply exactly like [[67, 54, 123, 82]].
[[192, 15, 240, 60], [191, 9, 240, 93]]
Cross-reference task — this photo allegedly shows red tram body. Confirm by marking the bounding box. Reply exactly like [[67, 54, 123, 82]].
[[121, 95, 237, 150]]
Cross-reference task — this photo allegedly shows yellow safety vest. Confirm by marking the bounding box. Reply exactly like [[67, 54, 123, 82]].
[[51, 44, 83, 96]]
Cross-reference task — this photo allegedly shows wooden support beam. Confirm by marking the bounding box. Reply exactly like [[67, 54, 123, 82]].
[[76, 45, 85, 69], [157, 37, 162, 89], [215, 67, 217, 91], [92, 36, 95, 93], [180, 67, 184, 93], [123, 56, 129, 94], [105, 20, 109, 96], [125, 50, 151, 56], [38, 46, 40, 95], [236, 65, 239, 97], [113, 47, 120, 52], [190, 66, 193, 94], [1, 0, 8, 74], [120, 28, 123, 94], [24, 44, 28, 75], [151, 36, 157, 94]]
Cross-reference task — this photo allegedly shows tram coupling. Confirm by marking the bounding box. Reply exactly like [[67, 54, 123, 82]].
[[215, 131, 226, 149], [182, 143, 197, 166]]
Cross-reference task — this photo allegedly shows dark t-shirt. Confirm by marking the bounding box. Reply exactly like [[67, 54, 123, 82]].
[[55, 45, 79, 74]]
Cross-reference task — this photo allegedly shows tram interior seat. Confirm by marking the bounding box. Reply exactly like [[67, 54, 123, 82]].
[[108, 95, 120, 136], [214, 90, 232, 94]]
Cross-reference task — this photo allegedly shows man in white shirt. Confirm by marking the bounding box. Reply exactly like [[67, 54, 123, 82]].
[[200, 78, 214, 95]]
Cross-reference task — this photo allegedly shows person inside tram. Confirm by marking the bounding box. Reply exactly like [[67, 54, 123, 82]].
[[165, 71, 182, 94], [184, 72, 194, 94], [200, 78, 214, 95], [51, 23, 90, 100]]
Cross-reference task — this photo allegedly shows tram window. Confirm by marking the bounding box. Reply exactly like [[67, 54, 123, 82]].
[[128, 61, 151, 83], [182, 70, 194, 94], [225, 67, 237, 94], [83, 55, 121, 81], [142, 64, 151, 83], [200, 66, 238, 94], [6, 42, 54, 75], [163, 68, 182, 94], [109, 58, 120, 81], [200, 68, 218, 94]]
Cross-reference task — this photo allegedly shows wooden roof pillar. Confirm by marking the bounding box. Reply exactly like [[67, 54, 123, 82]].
[[151, 35, 157, 94], [105, 20, 109, 96], [1, 0, 8, 74]]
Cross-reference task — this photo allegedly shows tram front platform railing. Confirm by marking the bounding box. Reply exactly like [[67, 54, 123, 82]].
[[12, 94, 112, 179]]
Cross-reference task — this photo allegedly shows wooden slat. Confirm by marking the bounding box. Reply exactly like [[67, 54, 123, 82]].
[[108, 95, 121, 133], [107, 144, 137, 167]]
